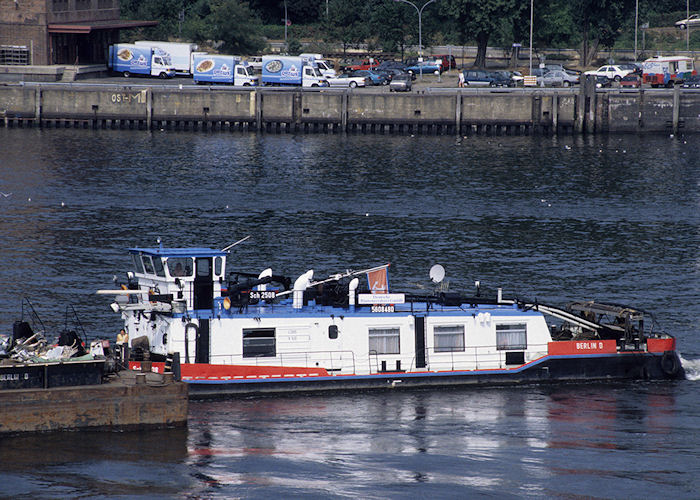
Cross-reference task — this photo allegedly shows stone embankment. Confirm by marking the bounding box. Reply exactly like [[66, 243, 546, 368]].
[[0, 78, 698, 135]]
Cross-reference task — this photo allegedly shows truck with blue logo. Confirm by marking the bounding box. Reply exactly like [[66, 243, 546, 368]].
[[108, 44, 176, 79], [261, 55, 329, 87], [192, 54, 260, 86]]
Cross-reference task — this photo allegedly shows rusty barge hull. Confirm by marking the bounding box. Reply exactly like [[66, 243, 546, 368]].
[[0, 371, 188, 434]]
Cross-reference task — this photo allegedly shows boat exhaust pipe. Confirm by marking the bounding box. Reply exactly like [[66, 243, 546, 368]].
[[257, 268, 272, 291], [349, 277, 359, 309], [497, 288, 502, 303], [293, 270, 314, 309]]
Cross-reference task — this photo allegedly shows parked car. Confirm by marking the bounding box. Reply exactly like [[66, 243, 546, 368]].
[[462, 70, 497, 86], [350, 69, 388, 85], [488, 71, 516, 87], [346, 59, 381, 71], [618, 62, 642, 75], [584, 65, 632, 81], [620, 73, 642, 88], [543, 64, 580, 77], [538, 70, 579, 87], [389, 73, 412, 92], [595, 75, 612, 88], [675, 14, 700, 29], [376, 60, 408, 71], [681, 75, 700, 88], [406, 61, 442, 75], [326, 73, 368, 88]]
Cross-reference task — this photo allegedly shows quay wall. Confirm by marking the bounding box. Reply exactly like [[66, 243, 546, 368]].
[[1, 83, 699, 135]]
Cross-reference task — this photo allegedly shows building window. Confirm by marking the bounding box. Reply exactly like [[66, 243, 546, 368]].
[[52, 0, 69, 12], [434, 325, 465, 352], [369, 327, 400, 355], [76, 0, 91, 10], [496, 323, 527, 350], [98, 0, 113, 8], [243, 328, 276, 358]]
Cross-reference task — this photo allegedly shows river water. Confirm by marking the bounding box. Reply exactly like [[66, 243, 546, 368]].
[[0, 128, 699, 498]]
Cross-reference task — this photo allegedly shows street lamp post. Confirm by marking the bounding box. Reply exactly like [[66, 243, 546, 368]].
[[634, 0, 638, 61], [284, 0, 288, 53], [393, 0, 438, 80], [529, 0, 533, 75]]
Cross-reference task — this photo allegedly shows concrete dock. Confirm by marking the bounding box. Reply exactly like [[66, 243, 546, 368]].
[[0, 370, 188, 434], [1, 80, 699, 135]]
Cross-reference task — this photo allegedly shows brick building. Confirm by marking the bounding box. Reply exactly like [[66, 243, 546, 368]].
[[0, 0, 156, 65]]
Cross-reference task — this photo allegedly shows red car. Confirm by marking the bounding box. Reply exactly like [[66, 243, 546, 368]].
[[345, 59, 381, 71], [620, 73, 642, 88]]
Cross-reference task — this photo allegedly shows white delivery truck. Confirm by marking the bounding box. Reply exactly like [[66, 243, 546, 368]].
[[134, 41, 202, 75], [299, 53, 337, 78], [261, 55, 329, 87], [108, 44, 176, 78], [192, 54, 260, 86]]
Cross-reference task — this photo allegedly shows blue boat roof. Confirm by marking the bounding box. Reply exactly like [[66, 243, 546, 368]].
[[129, 247, 227, 258]]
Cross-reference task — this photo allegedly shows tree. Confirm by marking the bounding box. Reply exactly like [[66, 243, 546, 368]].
[[324, 0, 369, 56], [567, 0, 635, 66], [196, 0, 268, 54], [368, 1, 416, 57], [441, 0, 526, 68]]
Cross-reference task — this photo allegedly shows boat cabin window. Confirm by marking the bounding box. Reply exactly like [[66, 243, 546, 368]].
[[142, 255, 155, 275], [242, 328, 276, 358], [369, 327, 400, 355], [132, 254, 145, 274], [167, 257, 193, 277], [434, 325, 465, 352], [197, 258, 211, 277], [152, 257, 166, 278], [328, 325, 338, 339], [214, 256, 223, 277], [496, 323, 527, 350]]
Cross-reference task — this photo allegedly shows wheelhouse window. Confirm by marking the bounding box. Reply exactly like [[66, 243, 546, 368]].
[[369, 327, 400, 355], [496, 323, 527, 350], [214, 256, 223, 276], [434, 325, 465, 352], [243, 328, 276, 358], [132, 253, 145, 274], [142, 255, 155, 275], [152, 257, 166, 278], [197, 258, 211, 277], [167, 257, 193, 277]]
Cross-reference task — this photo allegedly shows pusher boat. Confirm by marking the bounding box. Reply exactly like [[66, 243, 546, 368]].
[[99, 241, 684, 397]]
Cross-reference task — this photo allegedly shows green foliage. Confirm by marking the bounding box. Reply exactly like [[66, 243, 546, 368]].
[[440, 0, 525, 67], [120, 0, 700, 64]]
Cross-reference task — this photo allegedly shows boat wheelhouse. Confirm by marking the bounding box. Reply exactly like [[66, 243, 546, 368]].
[[100, 243, 684, 397]]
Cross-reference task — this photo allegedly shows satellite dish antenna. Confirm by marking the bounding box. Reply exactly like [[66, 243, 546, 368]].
[[429, 264, 445, 283]]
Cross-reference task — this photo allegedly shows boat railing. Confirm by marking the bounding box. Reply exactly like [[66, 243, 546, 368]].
[[407, 343, 551, 372], [208, 350, 357, 374]]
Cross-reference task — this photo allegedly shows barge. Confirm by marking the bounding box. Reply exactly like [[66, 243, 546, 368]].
[[101, 242, 684, 398], [0, 301, 188, 434]]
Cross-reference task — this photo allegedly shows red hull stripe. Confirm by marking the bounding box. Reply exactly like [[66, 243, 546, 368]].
[[548, 340, 617, 355], [129, 361, 329, 379], [646, 337, 676, 353]]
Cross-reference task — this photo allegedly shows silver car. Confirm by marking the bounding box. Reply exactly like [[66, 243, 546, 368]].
[[675, 14, 700, 29], [538, 70, 579, 87], [389, 73, 412, 92]]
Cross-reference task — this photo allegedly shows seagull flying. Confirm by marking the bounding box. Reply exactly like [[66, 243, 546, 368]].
[[0, 192, 12, 198]]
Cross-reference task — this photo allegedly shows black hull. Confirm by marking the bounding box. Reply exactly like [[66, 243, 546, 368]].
[[187, 352, 685, 399], [0, 360, 105, 390]]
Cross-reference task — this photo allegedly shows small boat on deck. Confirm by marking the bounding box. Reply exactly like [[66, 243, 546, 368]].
[[100, 242, 684, 397]]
